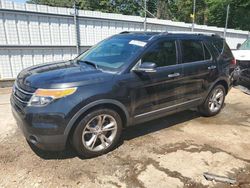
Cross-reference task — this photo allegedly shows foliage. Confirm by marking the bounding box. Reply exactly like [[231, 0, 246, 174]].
[[27, 0, 250, 31]]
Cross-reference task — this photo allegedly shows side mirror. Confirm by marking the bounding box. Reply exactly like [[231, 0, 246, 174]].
[[236, 43, 241, 50], [134, 62, 157, 73]]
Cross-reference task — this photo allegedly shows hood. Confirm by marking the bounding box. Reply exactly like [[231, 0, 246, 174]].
[[16, 61, 114, 90], [232, 50, 250, 61]]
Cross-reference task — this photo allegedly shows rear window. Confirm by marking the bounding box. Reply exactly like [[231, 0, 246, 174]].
[[181, 40, 212, 63]]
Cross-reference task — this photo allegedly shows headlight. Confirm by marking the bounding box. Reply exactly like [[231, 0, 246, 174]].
[[28, 87, 77, 106]]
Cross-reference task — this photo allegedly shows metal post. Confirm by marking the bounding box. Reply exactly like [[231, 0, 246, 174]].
[[144, 0, 147, 31], [224, 4, 230, 38], [73, 0, 80, 55], [191, 0, 196, 32]]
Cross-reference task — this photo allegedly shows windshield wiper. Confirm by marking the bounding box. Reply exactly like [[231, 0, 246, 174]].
[[77, 60, 99, 70]]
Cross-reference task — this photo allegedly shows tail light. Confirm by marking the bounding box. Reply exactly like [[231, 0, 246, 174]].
[[231, 58, 236, 65]]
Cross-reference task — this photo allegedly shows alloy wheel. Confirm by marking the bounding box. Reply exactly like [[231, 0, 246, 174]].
[[208, 88, 224, 113], [82, 114, 118, 152]]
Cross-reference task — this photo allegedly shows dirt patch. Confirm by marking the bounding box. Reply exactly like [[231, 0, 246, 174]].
[[0, 88, 250, 187], [138, 164, 184, 188], [149, 150, 247, 186]]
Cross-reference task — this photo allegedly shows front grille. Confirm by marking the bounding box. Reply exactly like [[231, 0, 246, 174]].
[[13, 83, 34, 107]]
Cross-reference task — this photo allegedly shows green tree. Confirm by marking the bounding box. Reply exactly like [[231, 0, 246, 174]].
[[27, 0, 142, 15], [27, 0, 74, 7], [27, 0, 250, 31], [231, 0, 250, 30], [206, 0, 250, 30]]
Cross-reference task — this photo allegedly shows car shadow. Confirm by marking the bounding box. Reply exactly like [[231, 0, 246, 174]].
[[122, 109, 199, 141], [30, 109, 200, 160], [28, 141, 77, 160], [234, 85, 250, 95]]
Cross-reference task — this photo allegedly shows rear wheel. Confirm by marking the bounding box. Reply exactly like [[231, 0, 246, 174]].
[[72, 108, 122, 158], [199, 85, 226, 117]]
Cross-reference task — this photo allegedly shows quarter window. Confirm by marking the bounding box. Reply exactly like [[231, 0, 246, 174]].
[[213, 40, 224, 53], [212, 39, 233, 58], [142, 40, 177, 67]]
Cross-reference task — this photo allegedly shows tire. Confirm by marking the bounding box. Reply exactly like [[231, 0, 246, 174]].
[[198, 85, 226, 117], [72, 108, 122, 158]]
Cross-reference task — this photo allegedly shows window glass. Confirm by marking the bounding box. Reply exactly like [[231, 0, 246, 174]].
[[239, 38, 250, 50], [77, 37, 147, 71], [181, 40, 204, 63], [222, 43, 233, 58], [142, 41, 177, 67], [204, 44, 212, 60], [91, 42, 125, 57], [212, 40, 224, 53], [212, 39, 233, 58]]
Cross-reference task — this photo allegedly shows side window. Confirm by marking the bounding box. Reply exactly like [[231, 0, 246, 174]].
[[142, 40, 177, 67], [222, 43, 233, 58], [181, 40, 204, 63], [204, 44, 212, 60], [212, 40, 223, 53], [212, 39, 233, 58]]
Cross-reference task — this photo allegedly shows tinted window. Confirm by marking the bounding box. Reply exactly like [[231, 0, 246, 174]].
[[204, 44, 212, 60], [212, 39, 233, 58], [222, 43, 233, 58], [142, 40, 177, 67], [212, 40, 224, 53], [181, 40, 204, 63]]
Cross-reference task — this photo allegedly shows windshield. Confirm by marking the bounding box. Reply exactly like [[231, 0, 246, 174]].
[[240, 38, 250, 50], [76, 37, 147, 72]]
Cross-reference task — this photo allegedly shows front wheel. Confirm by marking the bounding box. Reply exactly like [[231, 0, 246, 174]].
[[199, 85, 226, 117], [72, 108, 122, 158]]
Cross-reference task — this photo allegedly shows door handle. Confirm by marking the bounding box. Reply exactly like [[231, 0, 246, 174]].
[[168, 73, 180, 78], [208, 65, 216, 70]]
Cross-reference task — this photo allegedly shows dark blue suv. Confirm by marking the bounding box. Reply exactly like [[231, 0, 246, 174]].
[[11, 32, 236, 157]]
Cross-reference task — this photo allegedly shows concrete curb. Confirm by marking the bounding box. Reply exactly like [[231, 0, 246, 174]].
[[0, 79, 15, 88]]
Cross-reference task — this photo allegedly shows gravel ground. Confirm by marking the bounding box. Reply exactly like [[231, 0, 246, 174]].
[[0, 87, 250, 188]]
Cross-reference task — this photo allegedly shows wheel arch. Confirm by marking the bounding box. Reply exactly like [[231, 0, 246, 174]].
[[208, 78, 230, 95], [214, 80, 229, 94], [202, 78, 229, 105], [64, 99, 129, 139]]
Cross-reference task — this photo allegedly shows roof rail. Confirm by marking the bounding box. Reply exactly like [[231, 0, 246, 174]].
[[158, 32, 169, 35], [119, 31, 162, 35], [168, 31, 220, 37], [120, 31, 130, 34], [119, 31, 221, 37]]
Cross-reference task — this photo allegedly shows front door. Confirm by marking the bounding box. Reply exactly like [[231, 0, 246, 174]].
[[129, 39, 184, 119]]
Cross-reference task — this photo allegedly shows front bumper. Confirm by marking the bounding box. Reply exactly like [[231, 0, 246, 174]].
[[234, 65, 250, 88], [11, 96, 68, 151]]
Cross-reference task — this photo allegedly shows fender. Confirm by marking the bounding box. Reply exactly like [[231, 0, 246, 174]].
[[64, 99, 130, 136], [203, 77, 230, 103]]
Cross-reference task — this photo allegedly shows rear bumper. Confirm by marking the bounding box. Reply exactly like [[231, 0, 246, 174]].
[[11, 96, 67, 151]]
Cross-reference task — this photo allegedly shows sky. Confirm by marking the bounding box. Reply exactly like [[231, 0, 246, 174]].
[[11, 0, 27, 3]]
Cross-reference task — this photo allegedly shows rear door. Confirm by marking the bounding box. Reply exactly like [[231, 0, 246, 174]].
[[179, 39, 218, 102]]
